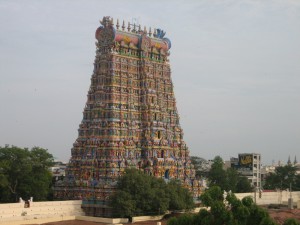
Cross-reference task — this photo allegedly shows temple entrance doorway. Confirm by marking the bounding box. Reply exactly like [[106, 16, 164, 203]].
[[164, 169, 169, 179]]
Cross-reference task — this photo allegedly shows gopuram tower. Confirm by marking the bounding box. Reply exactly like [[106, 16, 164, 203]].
[[55, 16, 201, 217]]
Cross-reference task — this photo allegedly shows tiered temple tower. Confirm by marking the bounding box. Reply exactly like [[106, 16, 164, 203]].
[[55, 16, 201, 217]]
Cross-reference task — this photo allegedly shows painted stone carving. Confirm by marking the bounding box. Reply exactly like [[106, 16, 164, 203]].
[[55, 16, 201, 217]]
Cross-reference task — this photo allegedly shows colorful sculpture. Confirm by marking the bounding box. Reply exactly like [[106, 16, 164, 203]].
[[55, 16, 201, 217]]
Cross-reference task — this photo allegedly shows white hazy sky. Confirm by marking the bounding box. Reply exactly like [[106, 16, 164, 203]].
[[0, 0, 299, 165]]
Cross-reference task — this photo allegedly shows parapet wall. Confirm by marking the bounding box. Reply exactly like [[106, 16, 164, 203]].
[[0, 200, 84, 225], [1, 191, 299, 224], [235, 191, 300, 205]]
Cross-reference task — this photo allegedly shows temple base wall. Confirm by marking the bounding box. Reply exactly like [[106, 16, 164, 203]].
[[82, 205, 113, 217]]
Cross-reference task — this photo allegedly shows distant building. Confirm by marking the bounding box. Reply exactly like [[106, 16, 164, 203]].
[[223, 159, 231, 170], [50, 161, 67, 178], [260, 165, 276, 186], [230, 153, 261, 189], [294, 156, 298, 165], [261, 155, 300, 185]]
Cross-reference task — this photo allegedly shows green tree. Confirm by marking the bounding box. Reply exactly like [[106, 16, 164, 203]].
[[259, 217, 279, 225], [193, 209, 214, 225], [0, 145, 54, 202], [167, 179, 194, 211], [236, 176, 253, 193], [226, 168, 239, 192], [200, 185, 223, 206], [264, 165, 300, 191], [168, 186, 278, 225], [207, 156, 252, 193], [27, 147, 54, 200], [283, 218, 300, 225], [242, 197, 273, 225], [167, 217, 179, 225], [199, 186, 232, 225], [109, 169, 194, 217], [296, 175, 300, 191], [208, 156, 228, 189]]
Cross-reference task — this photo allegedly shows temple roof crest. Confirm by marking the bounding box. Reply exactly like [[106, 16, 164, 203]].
[[154, 28, 166, 39], [100, 16, 113, 28]]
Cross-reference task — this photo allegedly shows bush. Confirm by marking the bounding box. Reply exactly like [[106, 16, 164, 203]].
[[283, 218, 300, 225], [259, 217, 278, 225], [167, 217, 178, 225], [168, 186, 279, 225], [176, 214, 194, 225]]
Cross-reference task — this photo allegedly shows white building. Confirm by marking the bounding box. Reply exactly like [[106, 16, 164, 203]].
[[230, 153, 262, 189], [49, 161, 67, 178]]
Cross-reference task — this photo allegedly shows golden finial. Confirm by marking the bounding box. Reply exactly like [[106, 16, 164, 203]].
[[127, 22, 131, 32], [122, 20, 125, 31], [149, 27, 152, 37], [116, 19, 120, 30], [133, 23, 136, 32]]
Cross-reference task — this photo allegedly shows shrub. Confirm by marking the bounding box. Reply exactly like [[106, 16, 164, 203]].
[[283, 218, 300, 225]]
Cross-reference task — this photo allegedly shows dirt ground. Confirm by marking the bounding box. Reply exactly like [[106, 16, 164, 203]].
[[268, 208, 300, 224]]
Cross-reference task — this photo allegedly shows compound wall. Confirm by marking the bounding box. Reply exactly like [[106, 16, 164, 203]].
[[235, 191, 300, 205], [0, 200, 84, 225], [1, 191, 299, 224]]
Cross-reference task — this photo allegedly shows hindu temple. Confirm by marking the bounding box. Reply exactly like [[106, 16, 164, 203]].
[[55, 16, 201, 217]]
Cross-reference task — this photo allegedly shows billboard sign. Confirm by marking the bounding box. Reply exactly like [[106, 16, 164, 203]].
[[238, 154, 253, 175]]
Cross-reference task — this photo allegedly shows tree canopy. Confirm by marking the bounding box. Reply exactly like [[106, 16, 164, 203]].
[[207, 156, 253, 193], [264, 165, 300, 191], [109, 168, 194, 217], [168, 186, 279, 225], [0, 145, 54, 202]]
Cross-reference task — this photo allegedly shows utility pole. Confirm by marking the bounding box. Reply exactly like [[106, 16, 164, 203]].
[[288, 182, 293, 209]]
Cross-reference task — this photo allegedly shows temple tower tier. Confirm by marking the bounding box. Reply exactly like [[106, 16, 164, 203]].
[[54, 16, 201, 217]]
